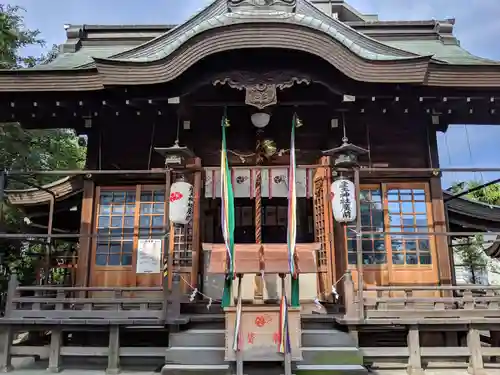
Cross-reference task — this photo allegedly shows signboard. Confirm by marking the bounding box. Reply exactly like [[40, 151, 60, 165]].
[[136, 239, 162, 274], [224, 306, 302, 361]]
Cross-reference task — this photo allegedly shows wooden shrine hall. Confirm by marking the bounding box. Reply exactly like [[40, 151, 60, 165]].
[[2, 0, 500, 374]]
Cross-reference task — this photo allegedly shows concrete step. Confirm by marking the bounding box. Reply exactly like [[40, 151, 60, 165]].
[[165, 346, 225, 366], [301, 347, 363, 365], [187, 314, 226, 329], [161, 363, 229, 375], [295, 364, 368, 375], [169, 329, 225, 347], [301, 329, 357, 348], [300, 314, 337, 330]]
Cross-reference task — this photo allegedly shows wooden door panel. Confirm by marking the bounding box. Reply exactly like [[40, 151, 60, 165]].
[[312, 156, 334, 300]]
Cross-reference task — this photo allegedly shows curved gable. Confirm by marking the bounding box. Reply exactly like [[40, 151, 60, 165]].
[[94, 21, 430, 86], [96, 0, 419, 65]]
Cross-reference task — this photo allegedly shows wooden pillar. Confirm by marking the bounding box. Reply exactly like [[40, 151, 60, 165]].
[[76, 122, 99, 290], [106, 326, 120, 374], [354, 168, 364, 320], [47, 328, 62, 373], [430, 176, 452, 284], [76, 179, 95, 290], [427, 125, 452, 285], [0, 173, 12, 373], [490, 331, 500, 363], [190, 157, 202, 290], [0, 273, 17, 372], [0, 328, 13, 373], [467, 326, 485, 375], [168, 273, 182, 322], [235, 276, 244, 375], [343, 270, 357, 321], [407, 325, 424, 375], [163, 169, 172, 315]]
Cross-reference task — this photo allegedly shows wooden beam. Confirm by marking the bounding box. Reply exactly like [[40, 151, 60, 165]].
[[76, 179, 95, 291], [190, 158, 202, 291], [427, 124, 452, 285]]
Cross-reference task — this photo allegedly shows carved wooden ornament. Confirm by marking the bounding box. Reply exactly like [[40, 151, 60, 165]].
[[213, 70, 311, 109]]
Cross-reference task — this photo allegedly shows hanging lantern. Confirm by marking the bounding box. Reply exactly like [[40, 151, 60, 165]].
[[169, 180, 194, 225], [331, 178, 356, 223]]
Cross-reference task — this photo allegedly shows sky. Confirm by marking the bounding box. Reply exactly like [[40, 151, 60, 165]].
[[8, 0, 500, 189]]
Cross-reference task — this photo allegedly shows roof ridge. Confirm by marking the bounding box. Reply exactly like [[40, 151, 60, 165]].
[[298, 0, 417, 58], [97, 0, 226, 62], [86, 0, 426, 68]]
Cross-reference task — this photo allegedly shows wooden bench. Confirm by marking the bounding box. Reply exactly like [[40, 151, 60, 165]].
[[0, 273, 185, 373]]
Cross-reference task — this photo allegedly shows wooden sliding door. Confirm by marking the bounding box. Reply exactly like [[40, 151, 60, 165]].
[[91, 186, 137, 289], [90, 164, 202, 293], [346, 182, 439, 294], [90, 185, 167, 290]]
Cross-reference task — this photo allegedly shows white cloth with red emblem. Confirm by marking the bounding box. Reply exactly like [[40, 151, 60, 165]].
[[169, 180, 194, 225]]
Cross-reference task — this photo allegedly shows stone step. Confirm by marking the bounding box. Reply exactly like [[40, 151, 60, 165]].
[[301, 329, 357, 348], [170, 326, 355, 348], [169, 329, 225, 347], [186, 314, 226, 329], [301, 347, 363, 365], [161, 363, 229, 375], [165, 346, 225, 366], [300, 314, 338, 330], [295, 364, 368, 375], [165, 346, 362, 366]]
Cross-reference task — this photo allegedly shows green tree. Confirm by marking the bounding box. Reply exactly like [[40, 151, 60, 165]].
[[450, 181, 500, 284], [0, 4, 86, 291]]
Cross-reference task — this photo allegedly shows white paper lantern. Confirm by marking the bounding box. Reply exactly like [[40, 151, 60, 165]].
[[169, 181, 194, 225], [331, 178, 356, 223]]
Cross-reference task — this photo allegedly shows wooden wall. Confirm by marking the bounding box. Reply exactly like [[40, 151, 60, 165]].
[[75, 86, 449, 292]]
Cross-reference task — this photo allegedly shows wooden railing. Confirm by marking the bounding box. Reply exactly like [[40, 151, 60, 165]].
[[341, 271, 500, 374], [0, 273, 185, 373], [342, 271, 500, 323]]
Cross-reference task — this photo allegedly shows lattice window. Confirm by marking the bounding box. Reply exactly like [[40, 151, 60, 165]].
[[95, 186, 166, 267], [346, 187, 385, 265], [171, 223, 193, 267], [96, 190, 136, 266], [313, 177, 327, 267], [387, 187, 431, 265], [138, 188, 166, 249], [345, 184, 433, 267]]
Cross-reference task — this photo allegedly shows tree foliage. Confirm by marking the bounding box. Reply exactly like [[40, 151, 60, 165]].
[[450, 181, 500, 205], [0, 4, 86, 290], [450, 180, 500, 284], [0, 124, 86, 187], [0, 4, 59, 68]]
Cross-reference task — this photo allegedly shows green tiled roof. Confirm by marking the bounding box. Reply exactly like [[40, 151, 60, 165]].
[[31, 46, 134, 70], [384, 40, 500, 65], [111, 12, 422, 64], [30, 0, 498, 71], [103, 0, 418, 64]]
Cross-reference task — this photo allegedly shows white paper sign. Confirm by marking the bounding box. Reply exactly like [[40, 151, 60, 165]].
[[136, 239, 162, 274]]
